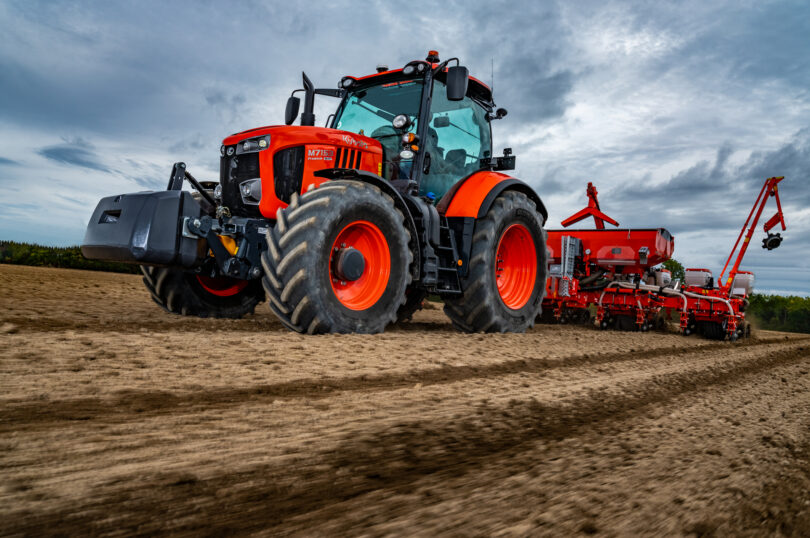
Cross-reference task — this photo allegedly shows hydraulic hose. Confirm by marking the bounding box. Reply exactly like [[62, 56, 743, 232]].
[[599, 279, 733, 316], [578, 270, 606, 287], [681, 290, 734, 316], [598, 280, 688, 313]]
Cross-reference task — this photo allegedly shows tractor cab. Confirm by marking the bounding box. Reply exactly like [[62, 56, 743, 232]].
[[288, 50, 512, 203]]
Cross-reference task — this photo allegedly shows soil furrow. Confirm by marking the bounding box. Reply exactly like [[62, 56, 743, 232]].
[[3, 341, 806, 535], [1, 337, 801, 430]]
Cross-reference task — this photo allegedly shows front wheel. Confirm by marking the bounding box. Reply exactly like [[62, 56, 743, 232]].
[[261, 181, 412, 334], [140, 266, 264, 318], [444, 190, 547, 332]]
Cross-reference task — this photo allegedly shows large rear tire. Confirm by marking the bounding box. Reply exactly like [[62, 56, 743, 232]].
[[261, 181, 412, 334], [443, 190, 547, 332], [140, 266, 264, 318]]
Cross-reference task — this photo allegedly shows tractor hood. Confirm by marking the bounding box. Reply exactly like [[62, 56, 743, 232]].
[[222, 125, 383, 154], [218, 125, 386, 221]]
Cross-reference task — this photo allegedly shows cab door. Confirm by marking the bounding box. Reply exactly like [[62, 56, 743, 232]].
[[420, 80, 493, 199]]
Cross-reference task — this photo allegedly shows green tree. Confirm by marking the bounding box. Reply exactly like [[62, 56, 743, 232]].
[[746, 293, 810, 334], [0, 241, 140, 274], [663, 258, 685, 283]]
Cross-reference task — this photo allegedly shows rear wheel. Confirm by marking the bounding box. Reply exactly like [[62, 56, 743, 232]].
[[261, 181, 411, 334], [140, 266, 263, 318], [444, 191, 547, 332]]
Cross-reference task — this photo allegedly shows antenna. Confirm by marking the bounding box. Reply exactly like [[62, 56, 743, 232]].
[[491, 57, 494, 94]]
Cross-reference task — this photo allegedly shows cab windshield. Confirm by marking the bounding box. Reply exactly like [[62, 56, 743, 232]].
[[333, 79, 423, 179]]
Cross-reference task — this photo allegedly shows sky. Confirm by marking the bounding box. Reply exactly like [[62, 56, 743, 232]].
[[0, 0, 807, 295]]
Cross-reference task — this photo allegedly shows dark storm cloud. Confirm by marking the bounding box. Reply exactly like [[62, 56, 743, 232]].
[[743, 129, 810, 202], [0, 156, 19, 166], [168, 134, 206, 154], [204, 90, 247, 110], [0, 2, 297, 137], [5, 203, 40, 212], [37, 139, 109, 172], [504, 70, 575, 123], [130, 176, 165, 190], [0, 0, 571, 138], [681, 2, 810, 89], [531, 164, 570, 196], [474, 3, 577, 124], [120, 158, 174, 190], [612, 129, 810, 230]]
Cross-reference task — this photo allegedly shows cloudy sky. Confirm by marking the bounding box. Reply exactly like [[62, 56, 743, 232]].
[[0, 0, 807, 295]]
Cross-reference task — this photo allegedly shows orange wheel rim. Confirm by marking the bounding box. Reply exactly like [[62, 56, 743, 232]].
[[196, 275, 249, 297], [495, 223, 537, 309], [330, 220, 391, 310]]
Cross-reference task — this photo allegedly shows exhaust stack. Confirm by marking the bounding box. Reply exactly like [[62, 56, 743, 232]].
[[301, 72, 315, 126]]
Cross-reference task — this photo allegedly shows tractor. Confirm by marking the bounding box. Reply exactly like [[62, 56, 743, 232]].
[[82, 51, 549, 334]]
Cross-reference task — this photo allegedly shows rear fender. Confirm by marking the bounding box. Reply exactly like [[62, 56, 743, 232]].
[[437, 171, 548, 224]]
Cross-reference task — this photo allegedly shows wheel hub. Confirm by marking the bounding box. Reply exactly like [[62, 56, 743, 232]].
[[495, 223, 537, 310], [195, 274, 249, 297], [333, 247, 366, 282], [329, 220, 392, 311]]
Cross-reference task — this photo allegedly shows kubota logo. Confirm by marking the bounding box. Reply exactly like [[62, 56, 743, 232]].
[[341, 135, 368, 148], [307, 149, 335, 160]]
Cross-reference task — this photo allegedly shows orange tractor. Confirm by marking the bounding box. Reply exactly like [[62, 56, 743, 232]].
[[82, 51, 549, 333]]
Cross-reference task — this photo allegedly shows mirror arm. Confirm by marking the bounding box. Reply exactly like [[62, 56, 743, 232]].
[[314, 88, 344, 98], [433, 57, 460, 74]]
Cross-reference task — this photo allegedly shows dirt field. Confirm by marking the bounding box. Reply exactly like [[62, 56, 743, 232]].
[[1, 264, 809, 536]]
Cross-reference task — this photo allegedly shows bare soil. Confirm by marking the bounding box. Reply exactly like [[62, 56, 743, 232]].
[[1, 264, 809, 536]]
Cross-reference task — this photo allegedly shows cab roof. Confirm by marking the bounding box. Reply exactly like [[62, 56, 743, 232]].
[[342, 59, 494, 107]]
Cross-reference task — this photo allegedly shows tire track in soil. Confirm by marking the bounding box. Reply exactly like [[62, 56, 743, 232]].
[[3, 341, 807, 536], [736, 438, 810, 535], [0, 315, 284, 334], [1, 337, 801, 431]]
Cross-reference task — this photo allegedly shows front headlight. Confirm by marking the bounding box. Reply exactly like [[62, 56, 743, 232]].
[[236, 135, 271, 155], [392, 114, 411, 130], [239, 178, 262, 204]]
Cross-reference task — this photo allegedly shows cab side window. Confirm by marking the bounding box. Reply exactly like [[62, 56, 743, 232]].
[[420, 80, 492, 199]]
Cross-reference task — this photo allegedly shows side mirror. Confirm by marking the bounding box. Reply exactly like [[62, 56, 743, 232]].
[[446, 65, 469, 101], [488, 108, 508, 121], [285, 96, 300, 125]]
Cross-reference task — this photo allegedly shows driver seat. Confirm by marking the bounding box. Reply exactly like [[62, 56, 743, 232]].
[[445, 149, 467, 173]]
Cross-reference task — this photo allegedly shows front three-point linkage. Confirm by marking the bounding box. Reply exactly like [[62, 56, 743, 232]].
[[168, 161, 265, 282]]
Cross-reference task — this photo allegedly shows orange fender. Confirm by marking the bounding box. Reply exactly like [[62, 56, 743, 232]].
[[437, 171, 547, 223]]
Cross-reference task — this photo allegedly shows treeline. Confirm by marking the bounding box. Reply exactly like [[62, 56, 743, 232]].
[[747, 294, 810, 334], [0, 241, 140, 274], [2, 240, 809, 333]]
